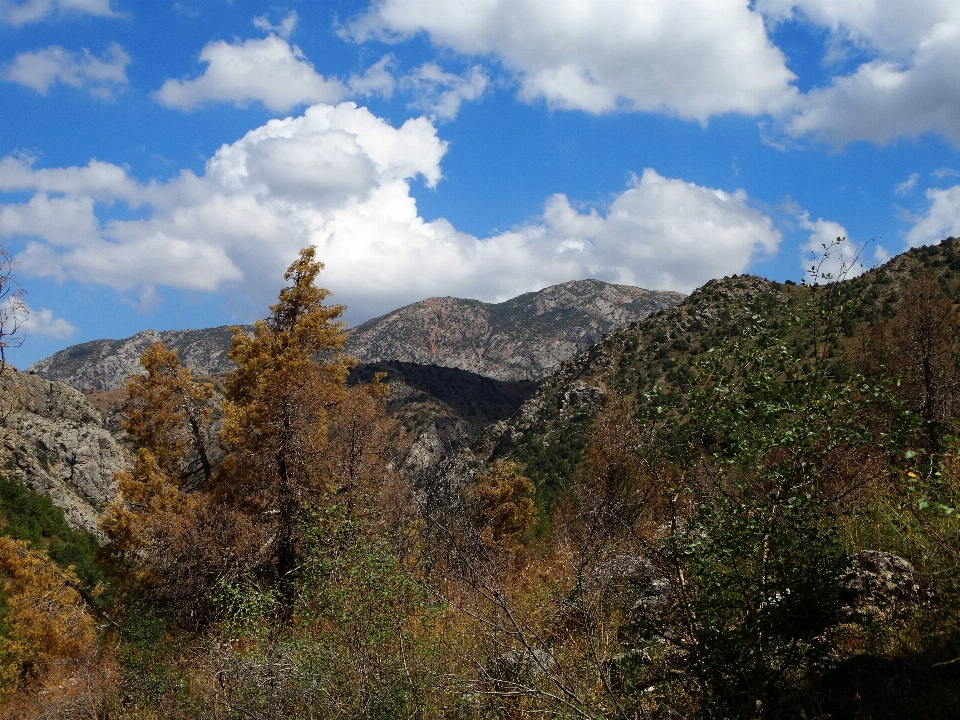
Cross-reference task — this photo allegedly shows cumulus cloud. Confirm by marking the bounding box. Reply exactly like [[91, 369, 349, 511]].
[[348, 54, 396, 98], [347, 0, 796, 122], [906, 184, 960, 247], [3, 42, 129, 99], [0, 155, 144, 203], [402, 63, 488, 120], [0, 102, 781, 322], [20, 303, 76, 339], [759, 1, 960, 146], [0, 0, 116, 26], [155, 35, 345, 112]]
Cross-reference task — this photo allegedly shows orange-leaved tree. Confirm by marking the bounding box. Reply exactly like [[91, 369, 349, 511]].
[[123, 342, 215, 489], [0, 538, 96, 700], [218, 246, 355, 609], [99, 445, 265, 625]]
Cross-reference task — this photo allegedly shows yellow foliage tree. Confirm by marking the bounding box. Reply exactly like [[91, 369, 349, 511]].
[[0, 538, 95, 700], [218, 246, 355, 607], [124, 342, 215, 489], [99, 447, 263, 625], [98, 448, 188, 594], [467, 461, 537, 557]]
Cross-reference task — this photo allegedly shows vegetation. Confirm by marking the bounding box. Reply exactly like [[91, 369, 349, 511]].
[[1, 240, 960, 717]]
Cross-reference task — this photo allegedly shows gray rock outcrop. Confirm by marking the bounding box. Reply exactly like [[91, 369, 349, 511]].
[[0, 369, 127, 534], [28, 325, 247, 392], [840, 550, 922, 619]]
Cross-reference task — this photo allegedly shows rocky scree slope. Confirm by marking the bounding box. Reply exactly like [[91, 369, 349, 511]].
[[30, 280, 683, 391], [0, 369, 126, 534]]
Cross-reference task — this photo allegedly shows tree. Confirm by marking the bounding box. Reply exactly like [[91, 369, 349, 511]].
[[890, 271, 960, 426], [0, 538, 96, 700], [218, 247, 355, 610], [123, 342, 215, 489], [466, 460, 537, 558], [0, 248, 25, 374], [100, 447, 266, 627]]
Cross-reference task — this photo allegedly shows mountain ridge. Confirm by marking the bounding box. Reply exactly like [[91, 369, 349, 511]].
[[29, 279, 684, 391]]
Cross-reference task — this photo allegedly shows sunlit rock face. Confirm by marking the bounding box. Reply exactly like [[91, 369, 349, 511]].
[[0, 369, 127, 534]]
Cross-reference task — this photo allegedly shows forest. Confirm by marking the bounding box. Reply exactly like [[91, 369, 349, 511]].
[[0, 242, 958, 719]]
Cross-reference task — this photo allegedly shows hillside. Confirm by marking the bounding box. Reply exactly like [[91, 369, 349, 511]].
[[3, 243, 959, 718], [0, 370, 126, 534], [29, 279, 683, 391], [28, 326, 246, 393], [469, 238, 960, 506]]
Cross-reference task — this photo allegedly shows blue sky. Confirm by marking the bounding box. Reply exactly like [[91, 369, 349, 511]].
[[2, 0, 960, 367]]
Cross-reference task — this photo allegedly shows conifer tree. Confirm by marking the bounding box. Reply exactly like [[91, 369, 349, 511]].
[[0, 538, 95, 699], [124, 342, 215, 489], [219, 246, 354, 609]]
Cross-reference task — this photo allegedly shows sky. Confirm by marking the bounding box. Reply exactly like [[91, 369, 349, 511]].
[[2, 0, 960, 368]]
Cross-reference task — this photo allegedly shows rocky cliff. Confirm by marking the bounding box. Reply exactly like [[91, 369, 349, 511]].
[[0, 369, 127, 534]]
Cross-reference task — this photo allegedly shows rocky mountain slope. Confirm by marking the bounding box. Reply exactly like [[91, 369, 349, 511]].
[[345, 280, 684, 381], [0, 369, 127, 534], [349, 361, 537, 480], [29, 280, 683, 391], [28, 326, 246, 393]]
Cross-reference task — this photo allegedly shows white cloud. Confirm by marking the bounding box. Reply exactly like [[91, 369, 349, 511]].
[[760, 1, 960, 146], [155, 35, 345, 112], [348, 54, 396, 98], [756, 0, 955, 59], [906, 184, 960, 247], [0, 193, 99, 247], [0, 155, 144, 203], [20, 303, 75, 340], [402, 63, 488, 120], [797, 211, 863, 281], [0, 102, 781, 323], [347, 0, 796, 122], [3, 43, 129, 99], [873, 245, 891, 264], [0, 0, 116, 26], [253, 9, 298, 39], [895, 172, 919, 196]]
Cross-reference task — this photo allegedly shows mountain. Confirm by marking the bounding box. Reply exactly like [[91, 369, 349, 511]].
[[28, 280, 684, 392], [28, 326, 246, 393], [344, 280, 685, 381]]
